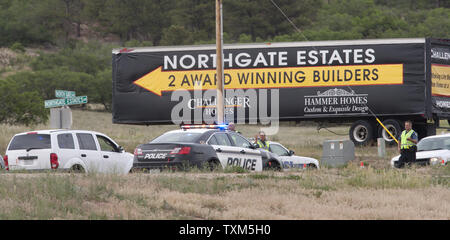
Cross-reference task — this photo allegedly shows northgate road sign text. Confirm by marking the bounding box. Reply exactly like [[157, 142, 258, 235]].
[[44, 90, 88, 108]]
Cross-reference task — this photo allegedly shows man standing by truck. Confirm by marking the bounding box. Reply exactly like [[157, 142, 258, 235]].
[[396, 120, 418, 168]]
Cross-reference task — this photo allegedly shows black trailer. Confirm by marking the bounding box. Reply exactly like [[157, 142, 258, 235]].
[[112, 38, 450, 145]]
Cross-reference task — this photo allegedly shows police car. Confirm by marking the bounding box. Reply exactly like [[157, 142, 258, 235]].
[[268, 141, 320, 170], [132, 125, 282, 171]]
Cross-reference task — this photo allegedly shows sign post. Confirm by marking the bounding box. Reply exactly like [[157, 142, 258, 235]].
[[216, 0, 225, 124], [44, 90, 88, 129]]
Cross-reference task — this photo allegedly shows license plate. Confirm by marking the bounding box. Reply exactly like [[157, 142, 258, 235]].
[[142, 152, 169, 160], [18, 156, 37, 160], [21, 160, 33, 166], [149, 169, 161, 173]]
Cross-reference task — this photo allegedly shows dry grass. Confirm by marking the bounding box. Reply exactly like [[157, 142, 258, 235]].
[[0, 110, 449, 219]]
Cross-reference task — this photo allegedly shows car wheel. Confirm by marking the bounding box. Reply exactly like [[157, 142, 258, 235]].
[[69, 164, 85, 173], [307, 163, 318, 169], [207, 159, 222, 171], [266, 160, 282, 171]]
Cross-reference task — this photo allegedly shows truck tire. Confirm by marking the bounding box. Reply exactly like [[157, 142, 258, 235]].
[[377, 119, 402, 146], [349, 120, 374, 146]]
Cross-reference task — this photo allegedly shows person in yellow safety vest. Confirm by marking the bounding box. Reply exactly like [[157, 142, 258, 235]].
[[254, 131, 270, 150], [396, 120, 418, 168]]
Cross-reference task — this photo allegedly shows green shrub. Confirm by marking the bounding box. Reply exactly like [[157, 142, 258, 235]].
[[10, 42, 25, 53], [0, 79, 48, 125]]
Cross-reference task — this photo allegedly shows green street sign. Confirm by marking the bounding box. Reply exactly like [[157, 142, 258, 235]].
[[66, 96, 88, 106], [45, 96, 88, 108], [45, 98, 66, 108], [55, 90, 76, 98]]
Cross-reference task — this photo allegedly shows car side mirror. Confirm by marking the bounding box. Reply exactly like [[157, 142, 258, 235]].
[[289, 150, 295, 156], [250, 143, 258, 149], [118, 146, 124, 153]]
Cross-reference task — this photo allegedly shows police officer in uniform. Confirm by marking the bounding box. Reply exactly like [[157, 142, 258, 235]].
[[397, 120, 418, 168], [228, 122, 241, 134], [254, 131, 270, 150]]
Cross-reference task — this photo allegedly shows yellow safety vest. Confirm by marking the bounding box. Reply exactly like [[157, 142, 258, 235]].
[[401, 130, 416, 149], [257, 140, 270, 150]]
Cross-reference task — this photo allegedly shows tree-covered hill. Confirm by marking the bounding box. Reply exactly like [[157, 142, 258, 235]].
[[1, 0, 449, 47]]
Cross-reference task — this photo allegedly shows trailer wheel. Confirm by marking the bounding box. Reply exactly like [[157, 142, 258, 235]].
[[349, 120, 374, 146], [378, 119, 402, 146]]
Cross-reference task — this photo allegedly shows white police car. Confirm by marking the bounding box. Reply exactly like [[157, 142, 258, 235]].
[[132, 125, 282, 171], [391, 133, 450, 167], [267, 141, 320, 170]]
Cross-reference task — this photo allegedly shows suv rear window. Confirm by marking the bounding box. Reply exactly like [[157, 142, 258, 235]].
[[8, 134, 51, 150]]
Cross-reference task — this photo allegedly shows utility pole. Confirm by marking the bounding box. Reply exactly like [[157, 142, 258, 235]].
[[216, 0, 225, 124]]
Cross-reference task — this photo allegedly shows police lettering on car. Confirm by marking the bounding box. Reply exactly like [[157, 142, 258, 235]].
[[132, 124, 282, 172]]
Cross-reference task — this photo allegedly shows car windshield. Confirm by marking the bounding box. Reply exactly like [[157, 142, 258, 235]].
[[417, 136, 450, 151], [151, 132, 202, 143], [8, 134, 51, 150]]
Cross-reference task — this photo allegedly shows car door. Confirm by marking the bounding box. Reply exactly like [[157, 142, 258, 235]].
[[269, 143, 294, 169], [95, 134, 124, 173], [75, 132, 101, 173], [207, 133, 235, 168], [227, 133, 263, 171], [56, 133, 77, 169]]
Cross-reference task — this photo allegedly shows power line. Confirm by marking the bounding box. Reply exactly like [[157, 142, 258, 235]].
[[269, 0, 400, 142], [269, 0, 309, 42]]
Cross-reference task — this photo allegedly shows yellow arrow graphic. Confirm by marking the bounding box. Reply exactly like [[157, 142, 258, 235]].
[[133, 64, 403, 96]]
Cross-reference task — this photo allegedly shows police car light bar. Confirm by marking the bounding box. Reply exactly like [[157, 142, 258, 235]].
[[181, 124, 228, 130]]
